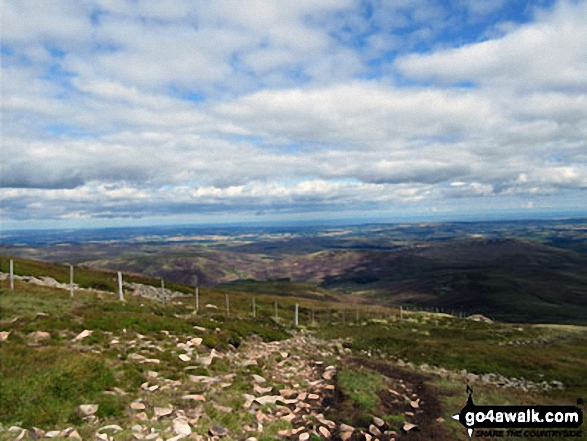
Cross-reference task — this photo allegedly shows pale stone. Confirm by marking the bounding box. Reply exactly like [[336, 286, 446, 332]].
[[373, 416, 384, 427], [188, 337, 203, 346], [153, 406, 173, 418], [173, 418, 191, 437], [254, 384, 272, 394], [131, 402, 146, 410], [318, 427, 331, 438], [0, 331, 11, 341], [76, 404, 98, 417], [72, 329, 93, 342], [402, 422, 417, 432], [179, 354, 191, 362], [299, 433, 310, 441], [369, 424, 382, 437], [181, 394, 206, 401], [252, 374, 266, 383]]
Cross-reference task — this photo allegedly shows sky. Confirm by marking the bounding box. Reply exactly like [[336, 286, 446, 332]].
[[1, 0, 586, 230]]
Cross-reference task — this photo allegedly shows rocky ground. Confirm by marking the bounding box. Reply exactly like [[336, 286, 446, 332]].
[[1, 325, 446, 440]]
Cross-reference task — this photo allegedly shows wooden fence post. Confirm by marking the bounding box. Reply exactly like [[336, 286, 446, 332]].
[[274, 301, 278, 320], [118, 272, 124, 301], [195, 286, 199, 312], [9, 259, 14, 290], [252, 297, 256, 318], [70, 265, 74, 298], [295, 303, 299, 327], [225, 294, 230, 317]]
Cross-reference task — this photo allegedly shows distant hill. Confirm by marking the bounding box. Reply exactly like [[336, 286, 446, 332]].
[[2, 220, 586, 325]]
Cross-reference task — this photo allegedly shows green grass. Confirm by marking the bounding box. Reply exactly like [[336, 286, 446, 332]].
[[318, 316, 587, 401], [0, 345, 118, 427]]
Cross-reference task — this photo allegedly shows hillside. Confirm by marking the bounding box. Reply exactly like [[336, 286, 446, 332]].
[[2, 220, 587, 325], [1, 259, 586, 440]]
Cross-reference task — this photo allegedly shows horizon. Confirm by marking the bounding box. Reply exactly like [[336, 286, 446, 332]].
[[2, 0, 586, 229]]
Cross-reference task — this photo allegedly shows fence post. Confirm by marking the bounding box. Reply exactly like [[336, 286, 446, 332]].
[[311, 307, 315, 324], [118, 272, 124, 301], [400, 305, 403, 320], [195, 286, 199, 312], [342, 309, 345, 323], [9, 259, 14, 290], [355, 305, 359, 322], [252, 297, 256, 318], [225, 293, 230, 317], [274, 301, 278, 320], [70, 265, 74, 298], [160, 278, 165, 304], [295, 303, 299, 327]]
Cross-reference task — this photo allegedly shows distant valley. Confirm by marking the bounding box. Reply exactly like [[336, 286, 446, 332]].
[[2, 219, 587, 324]]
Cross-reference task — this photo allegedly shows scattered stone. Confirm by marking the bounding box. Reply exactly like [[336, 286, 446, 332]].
[[182, 394, 206, 402], [179, 354, 191, 362], [45, 430, 62, 438], [402, 422, 418, 432], [28, 331, 51, 341], [299, 432, 310, 441], [252, 374, 266, 383], [99, 425, 123, 432], [369, 424, 382, 437], [153, 406, 173, 418], [254, 384, 272, 394], [135, 412, 148, 421], [308, 393, 320, 400], [72, 329, 93, 342], [254, 395, 283, 405], [0, 331, 11, 341], [188, 337, 203, 346], [193, 326, 207, 332], [173, 418, 191, 437], [373, 416, 385, 427], [410, 399, 420, 409], [213, 404, 232, 413], [436, 417, 445, 423], [76, 404, 98, 417], [209, 425, 227, 438], [68, 430, 82, 439], [318, 427, 331, 438], [131, 402, 146, 410]]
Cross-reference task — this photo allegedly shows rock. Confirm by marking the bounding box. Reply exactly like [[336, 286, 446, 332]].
[[46, 430, 62, 438], [467, 314, 493, 323], [99, 425, 123, 432], [173, 418, 192, 437], [153, 406, 173, 418], [253, 384, 272, 394], [308, 393, 320, 400], [182, 394, 206, 401], [252, 374, 266, 383], [339, 424, 354, 433], [254, 395, 283, 405], [209, 425, 227, 437], [279, 389, 297, 398], [188, 337, 203, 346], [76, 404, 99, 417], [0, 331, 11, 341], [135, 412, 148, 421], [318, 427, 331, 438], [436, 417, 445, 423], [299, 433, 310, 441], [213, 404, 232, 413], [131, 402, 146, 410], [402, 422, 417, 432], [68, 430, 82, 439], [28, 331, 51, 341], [373, 416, 385, 427], [179, 354, 191, 362], [72, 329, 93, 342], [410, 399, 420, 409], [369, 424, 382, 437]]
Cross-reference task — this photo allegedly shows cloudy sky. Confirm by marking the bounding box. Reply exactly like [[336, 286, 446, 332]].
[[1, 0, 586, 229]]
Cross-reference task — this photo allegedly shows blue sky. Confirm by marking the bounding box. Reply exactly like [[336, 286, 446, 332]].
[[1, 0, 586, 229]]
